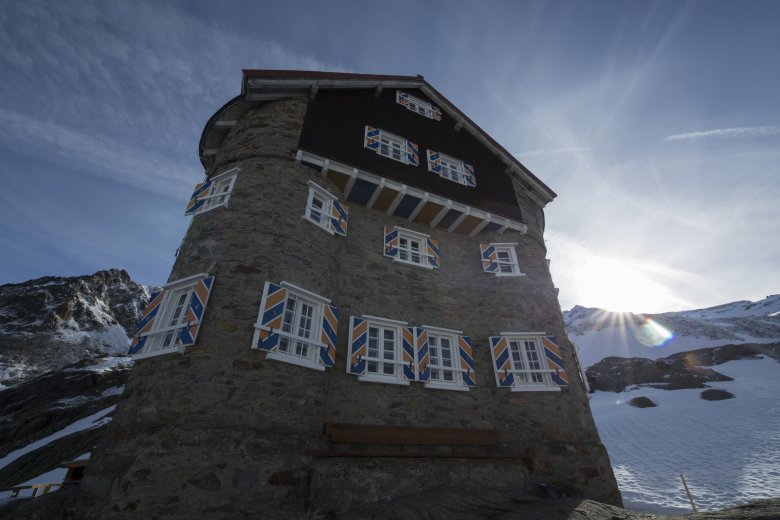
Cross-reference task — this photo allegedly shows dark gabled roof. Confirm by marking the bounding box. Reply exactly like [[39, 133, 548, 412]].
[[199, 70, 556, 204]]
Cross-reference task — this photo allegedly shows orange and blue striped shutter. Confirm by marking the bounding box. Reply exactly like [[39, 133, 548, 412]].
[[426, 238, 440, 268], [489, 336, 514, 387], [330, 200, 349, 237], [364, 125, 380, 150], [415, 327, 430, 382], [397, 90, 409, 107], [406, 140, 419, 166], [463, 163, 477, 187], [255, 282, 288, 351], [128, 290, 165, 355], [458, 335, 477, 387], [383, 227, 398, 258], [184, 180, 213, 215], [178, 276, 215, 346], [348, 316, 367, 375], [480, 244, 498, 273], [542, 336, 569, 386], [427, 150, 442, 174], [318, 304, 339, 367], [402, 327, 416, 380], [431, 105, 442, 121]]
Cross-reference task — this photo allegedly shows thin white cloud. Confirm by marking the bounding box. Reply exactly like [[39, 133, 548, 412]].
[[514, 146, 592, 157], [665, 126, 780, 141]]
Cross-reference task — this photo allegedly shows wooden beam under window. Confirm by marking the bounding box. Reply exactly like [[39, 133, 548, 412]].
[[366, 179, 385, 209]]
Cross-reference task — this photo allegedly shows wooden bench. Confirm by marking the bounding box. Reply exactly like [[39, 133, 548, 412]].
[[9, 483, 61, 498], [313, 422, 527, 459]]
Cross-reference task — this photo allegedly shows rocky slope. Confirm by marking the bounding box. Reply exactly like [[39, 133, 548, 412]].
[[0, 269, 149, 387]]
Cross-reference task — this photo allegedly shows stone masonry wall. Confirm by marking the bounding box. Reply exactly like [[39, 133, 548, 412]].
[[73, 96, 619, 520]]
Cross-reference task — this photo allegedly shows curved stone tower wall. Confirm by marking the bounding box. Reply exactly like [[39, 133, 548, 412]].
[[74, 97, 620, 519]]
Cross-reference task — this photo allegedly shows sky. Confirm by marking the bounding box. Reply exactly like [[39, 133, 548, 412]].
[[0, 0, 778, 313]]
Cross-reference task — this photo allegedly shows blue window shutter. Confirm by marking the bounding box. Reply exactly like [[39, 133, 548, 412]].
[[396, 90, 409, 107], [457, 335, 477, 387], [542, 336, 569, 386], [480, 244, 498, 273], [318, 304, 339, 367], [406, 140, 419, 166], [384, 227, 398, 258], [184, 180, 213, 215], [364, 125, 380, 150], [254, 282, 287, 352], [330, 199, 349, 237], [431, 105, 442, 121], [348, 316, 367, 375], [416, 327, 430, 382], [489, 336, 515, 387], [178, 275, 215, 347], [128, 290, 166, 355], [427, 150, 442, 174], [463, 163, 477, 187], [402, 327, 416, 380], [427, 238, 441, 269]]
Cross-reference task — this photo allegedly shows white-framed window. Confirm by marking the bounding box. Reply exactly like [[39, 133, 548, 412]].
[[424, 325, 471, 392], [303, 181, 349, 236], [489, 333, 561, 392], [128, 273, 215, 360], [253, 281, 339, 371], [480, 243, 525, 277], [383, 226, 440, 269], [184, 167, 240, 216], [396, 90, 442, 121], [426, 150, 476, 187], [364, 126, 419, 166], [347, 315, 411, 386]]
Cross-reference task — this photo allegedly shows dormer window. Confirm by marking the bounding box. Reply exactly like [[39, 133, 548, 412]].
[[426, 150, 476, 187], [364, 126, 419, 166], [396, 90, 442, 121]]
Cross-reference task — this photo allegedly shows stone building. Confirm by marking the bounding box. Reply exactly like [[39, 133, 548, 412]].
[[73, 71, 620, 518]]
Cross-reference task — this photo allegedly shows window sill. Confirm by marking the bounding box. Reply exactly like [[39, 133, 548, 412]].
[[425, 382, 470, 392], [358, 375, 411, 386], [131, 345, 186, 361], [266, 351, 325, 371], [494, 272, 527, 278], [510, 386, 561, 392], [393, 258, 434, 270], [301, 215, 335, 235]]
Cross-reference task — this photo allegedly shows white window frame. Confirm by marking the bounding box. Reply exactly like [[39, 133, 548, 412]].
[[390, 226, 434, 269], [131, 273, 210, 360], [303, 181, 336, 235], [422, 325, 469, 392], [397, 90, 437, 119], [500, 332, 560, 392], [255, 282, 330, 372], [191, 167, 240, 215], [490, 243, 526, 277], [439, 153, 467, 186], [357, 315, 410, 386], [367, 128, 412, 165]]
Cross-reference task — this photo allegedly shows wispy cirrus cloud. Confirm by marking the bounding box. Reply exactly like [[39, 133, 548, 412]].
[[665, 126, 780, 141], [514, 146, 592, 157]]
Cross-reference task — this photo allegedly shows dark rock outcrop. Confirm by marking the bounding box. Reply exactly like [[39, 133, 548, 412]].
[[700, 389, 735, 401], [628, 396, 657, 408]]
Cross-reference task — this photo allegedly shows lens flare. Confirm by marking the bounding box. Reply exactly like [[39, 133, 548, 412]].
[[634, 318, 674, 347]]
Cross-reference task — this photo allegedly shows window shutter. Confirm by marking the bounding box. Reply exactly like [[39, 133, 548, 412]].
[[178, 275, 215, 346], [402, 326, 416, 381], [318, 304, 339, 367], [330, 199, 349, 237], [128, 290, 166, 355], [348, 316, 367, 375], [383, 227, 398, 258], [463, 163, 477, 187], [542, 336, 569, 386], [426, 238, 441, 268], [489, 336, 515, 387], [406, 140, 419, 166], [431, 106, 442, 121], [364, 125, 380, 150], [184, 180, 213, 215], [480, 244, 498, 273], [457, 335, 477, 387], [427, 150, 442, 174], [254, 282, 288, 352], [415, 327, 430, 382], [397, 90, 409, 107]]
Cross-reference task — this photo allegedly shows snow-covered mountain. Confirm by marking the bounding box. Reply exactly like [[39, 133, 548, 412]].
[[564, 295, 780, 368], [0, 269, 149, 387]]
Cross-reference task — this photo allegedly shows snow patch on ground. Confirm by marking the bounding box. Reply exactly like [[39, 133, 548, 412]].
[[591, 357, 780, 513]]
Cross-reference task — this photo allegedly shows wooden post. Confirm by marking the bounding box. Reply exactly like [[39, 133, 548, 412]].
[[680, 473, 697, 512]]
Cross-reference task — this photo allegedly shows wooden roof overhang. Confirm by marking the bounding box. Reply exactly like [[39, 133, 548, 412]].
[[198, 70, 556, 209]]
